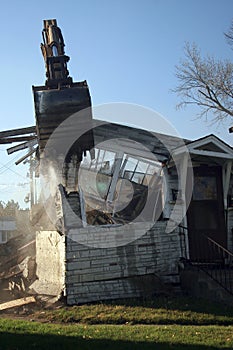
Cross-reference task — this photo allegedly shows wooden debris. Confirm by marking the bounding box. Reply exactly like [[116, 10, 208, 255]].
[[0, 296, 36, 311], [0, 235, 36, 275], [86, 209, 115, 225], [0, 126, 36, 138], [15, 148, 36, 165], [0, 136, 37, 144], [7, 139, 37, 155]]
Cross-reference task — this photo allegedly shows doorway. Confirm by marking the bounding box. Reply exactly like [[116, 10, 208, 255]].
[[187, 166, 226, 262]]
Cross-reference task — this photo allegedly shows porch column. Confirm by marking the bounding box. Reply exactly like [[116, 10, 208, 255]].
[[179, 152, 190, 259], [223, 160, 232, 210]]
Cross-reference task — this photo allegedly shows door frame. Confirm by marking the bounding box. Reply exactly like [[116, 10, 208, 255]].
[[187, 165, 227, 262]]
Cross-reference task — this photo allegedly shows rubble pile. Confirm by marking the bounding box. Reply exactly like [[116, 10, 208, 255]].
[[0, 233, 36, 303]]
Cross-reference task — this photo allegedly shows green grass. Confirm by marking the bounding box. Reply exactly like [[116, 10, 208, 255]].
[[0, 319, 233, 349], [0, 296, 233, 349], [34, 296, 233, 325]]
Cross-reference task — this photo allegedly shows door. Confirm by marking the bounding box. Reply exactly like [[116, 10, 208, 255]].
[[187, 166, 226, 262]]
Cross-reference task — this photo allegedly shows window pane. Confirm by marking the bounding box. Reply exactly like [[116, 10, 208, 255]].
[[2, 232, 7, 242], [193, 176, 217, 200], [0, 231, 7, 243]]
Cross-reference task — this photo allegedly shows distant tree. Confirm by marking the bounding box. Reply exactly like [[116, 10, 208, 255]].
[[4, 200, 20, 211], [174, 22, 233, 125], [0, 200, 20, 217], [0, 201, 4, 216]]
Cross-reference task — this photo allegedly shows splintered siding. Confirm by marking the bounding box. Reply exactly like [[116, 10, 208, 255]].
[[65, 222, 180, 304]]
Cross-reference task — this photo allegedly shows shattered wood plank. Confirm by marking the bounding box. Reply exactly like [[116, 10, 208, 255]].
[[1, 265, 23, 279], [15, 148, 36, 165], [0, 296, 36, 311], [0, 136, 37, 144], [18, 239, 36, 252], [7, 139, 38, 155], [0, 126, 36, 138]]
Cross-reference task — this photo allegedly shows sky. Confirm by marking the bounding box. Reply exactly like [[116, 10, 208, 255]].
[[0, 0, 233, 207]]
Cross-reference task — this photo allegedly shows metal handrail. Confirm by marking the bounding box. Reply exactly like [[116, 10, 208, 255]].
[[178, 224, 233, 296], [204, 235, 233, 260]]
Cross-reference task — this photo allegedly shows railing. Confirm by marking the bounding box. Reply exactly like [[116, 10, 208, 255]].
[[178, 225, 233, 296], [198, 235, 233, 296]]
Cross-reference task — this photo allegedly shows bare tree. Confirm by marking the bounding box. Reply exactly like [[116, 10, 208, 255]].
[[224, 20, 233, 47], [174, 40, 233, 124]]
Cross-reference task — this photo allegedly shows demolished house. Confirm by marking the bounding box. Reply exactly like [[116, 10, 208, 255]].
[[1, 19, 233, 305]]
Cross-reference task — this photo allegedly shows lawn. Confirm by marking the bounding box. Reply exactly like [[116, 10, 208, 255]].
[[0, 296, 233, 349], [34, 296, 233, 325]]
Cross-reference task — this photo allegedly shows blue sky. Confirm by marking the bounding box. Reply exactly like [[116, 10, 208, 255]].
[[0, 0, 233, 206]]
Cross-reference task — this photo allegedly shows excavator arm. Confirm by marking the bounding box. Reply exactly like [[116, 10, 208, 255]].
[[40, 19, 72, 88], [33, 19, 94, 181]]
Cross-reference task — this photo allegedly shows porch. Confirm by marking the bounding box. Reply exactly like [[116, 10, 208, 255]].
[[174, 134, 233, 300]]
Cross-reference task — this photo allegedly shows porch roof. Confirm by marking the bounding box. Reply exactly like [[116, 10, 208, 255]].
[[172, 134, 233, 160]]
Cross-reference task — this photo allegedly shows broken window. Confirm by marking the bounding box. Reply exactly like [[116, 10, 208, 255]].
[[78, 148, 166, 225], [79, 149, 117, 201]]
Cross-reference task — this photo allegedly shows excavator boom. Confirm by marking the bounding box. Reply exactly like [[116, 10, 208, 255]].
[[40, 19, 72, 88], [33, 19, 94, 167]]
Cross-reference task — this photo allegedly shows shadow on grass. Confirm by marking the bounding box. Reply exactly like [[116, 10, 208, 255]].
[[105, 296, 233, 317], [0, 332, 232, 350]]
